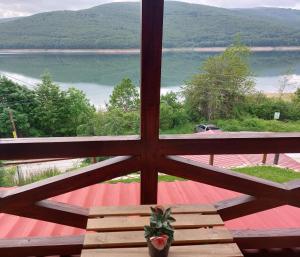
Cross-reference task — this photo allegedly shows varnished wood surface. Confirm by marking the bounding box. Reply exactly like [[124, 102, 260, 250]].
[[84, 228, 232, 248], [87, 214, 224, 232], [81, 243, 243, 257], [89, 204, 217, 217]]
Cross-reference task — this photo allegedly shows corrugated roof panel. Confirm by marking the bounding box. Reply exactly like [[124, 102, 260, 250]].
[[1, 181, 300, 239]]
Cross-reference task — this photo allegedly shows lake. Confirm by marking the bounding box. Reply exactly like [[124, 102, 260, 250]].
[[1, 51, 300, 106]]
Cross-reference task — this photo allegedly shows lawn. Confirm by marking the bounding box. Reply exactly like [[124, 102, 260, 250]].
[[108, 174, 186, 184], [108, 166, 300, 184], [233, 166, 300, 183]]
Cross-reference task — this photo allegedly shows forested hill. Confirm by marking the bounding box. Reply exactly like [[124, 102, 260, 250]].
[[1, 1, 300, 49]]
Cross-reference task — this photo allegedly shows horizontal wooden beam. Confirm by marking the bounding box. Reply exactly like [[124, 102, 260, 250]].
[[232, 228, 300, 249], [2, 158, 67, 166], [0, 156, 140, 210], [0, 135, 141, 160], [0, 235, 83, 257], [6, 200, 88, 228], [215, 196, 282, 221], [159, 132, 300, 155]]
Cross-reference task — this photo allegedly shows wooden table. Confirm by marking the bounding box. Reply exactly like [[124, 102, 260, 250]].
[[81, 204, 243, 257]]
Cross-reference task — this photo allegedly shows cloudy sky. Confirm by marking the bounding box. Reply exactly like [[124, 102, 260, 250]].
[[1, 0, 300, 18]]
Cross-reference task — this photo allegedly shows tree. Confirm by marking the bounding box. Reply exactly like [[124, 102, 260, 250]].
[[0, 76, 39, 137], [294, 88, 300, 103], [34, 74, 95, 136], [107, 78, 140, 112], [160, 92, 188, 130], [278, 67, 296, 99], [182, 42, 254, 120]]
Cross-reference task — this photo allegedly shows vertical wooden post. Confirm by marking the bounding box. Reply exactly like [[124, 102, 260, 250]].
[[262, 154, 267, 164], [209, 154, 214, 166], [140, 0, 164, 204], [273, 153, 280, 165]]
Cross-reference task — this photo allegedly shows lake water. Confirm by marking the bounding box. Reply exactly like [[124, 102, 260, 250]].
[[1, 51, 300, 106]]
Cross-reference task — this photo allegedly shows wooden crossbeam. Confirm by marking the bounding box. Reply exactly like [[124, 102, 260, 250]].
[[0, 235, 84, 257], [232, 228, 300, 249], [215, 196, 282, 221], [5, 200, 89, 228], [0, 135, 141, 160], [160, 155, 286, 199], [160, 155, 300, 220], [159, 133, 300, 155], [0, 156, 140, 210]]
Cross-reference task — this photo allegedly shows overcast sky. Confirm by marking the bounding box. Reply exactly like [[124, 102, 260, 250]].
[[1, 0, 300, 18]]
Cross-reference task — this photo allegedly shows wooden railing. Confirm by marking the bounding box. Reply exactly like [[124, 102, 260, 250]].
[[1, 0, 300, 256]]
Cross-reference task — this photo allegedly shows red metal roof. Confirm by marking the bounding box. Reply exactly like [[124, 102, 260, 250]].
[[187, 130, 300, 170], [1, 181, 300, 239], [183, 153, 300, 171]]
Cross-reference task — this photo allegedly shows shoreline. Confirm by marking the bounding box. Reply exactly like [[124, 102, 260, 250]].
[[1, 46, 300, 55]]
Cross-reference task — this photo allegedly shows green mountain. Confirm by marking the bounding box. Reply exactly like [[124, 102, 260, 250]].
[[0, 1, 300, 49]]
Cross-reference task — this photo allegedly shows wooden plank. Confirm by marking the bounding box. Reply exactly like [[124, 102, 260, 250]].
[[89, 204, 217, 217], [0, 235, 83, 257], [81, 243, 243, 257], [160, 155, 286, 199], [232, 228, 300, 249], [0, 156, 140, 211], [158, 132, 300, 155], [140, 0, 164, 204], [0, 135, 141, 160], [87, 214, 223, 231], [84, 228, 233, 248]]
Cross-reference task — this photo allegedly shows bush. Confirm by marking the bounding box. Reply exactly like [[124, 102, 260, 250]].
[[238, 93, 300, 121], [215, 118, 300, 132], [160, 92, 189, 130]]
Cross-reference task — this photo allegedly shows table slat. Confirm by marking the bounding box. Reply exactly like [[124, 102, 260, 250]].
[[89, 204, 216, 217], [81, 243, 243, 257], [84, 228, 233, 248], [87, 214, 223, 232]]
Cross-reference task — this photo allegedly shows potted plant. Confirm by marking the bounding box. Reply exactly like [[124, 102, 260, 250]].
[[144, 206, 176, 257]]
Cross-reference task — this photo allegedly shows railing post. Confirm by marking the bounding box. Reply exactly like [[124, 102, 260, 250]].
[[262, 153, 267, 164], [209, 154, 215, 166], [140, 0, 164, 204]]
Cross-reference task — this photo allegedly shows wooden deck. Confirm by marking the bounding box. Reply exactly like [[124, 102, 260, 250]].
[[81, 204, 243, 257]]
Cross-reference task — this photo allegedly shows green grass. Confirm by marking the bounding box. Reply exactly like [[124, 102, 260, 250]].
[[161, 118, 300, 135], [0, 167, 61, 187], [233, 166, 300, 183], [107, 174, 186, 184]]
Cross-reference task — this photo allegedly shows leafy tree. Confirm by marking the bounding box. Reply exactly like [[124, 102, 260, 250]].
[[160, 92, 188, 130], [294, 88, 300, 103], [107, 78, 140, 112], [34, 74, 95, 136], [183, 42, 254, 120], [0, 76, 39, 137]]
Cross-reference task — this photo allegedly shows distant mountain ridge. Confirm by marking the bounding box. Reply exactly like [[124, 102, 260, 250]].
[[0, 1, 300, 49]]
